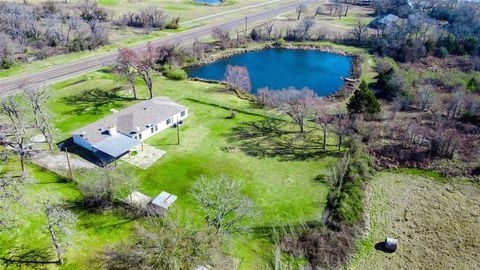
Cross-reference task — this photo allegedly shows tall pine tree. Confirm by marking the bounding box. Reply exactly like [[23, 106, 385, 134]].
[[347, 80, 381, 115]]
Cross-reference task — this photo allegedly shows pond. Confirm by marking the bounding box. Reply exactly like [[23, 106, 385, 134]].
[[193, 0, 222, 4], [187, 48, 353, 96]]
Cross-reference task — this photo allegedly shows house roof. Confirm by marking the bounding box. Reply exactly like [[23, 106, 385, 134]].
[[92, 133, 140, 157], [151, 191, 177, 209], [369, 14, 400, 29], [72, 97, 186, 145]]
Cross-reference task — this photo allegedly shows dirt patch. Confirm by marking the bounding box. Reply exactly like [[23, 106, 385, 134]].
[[349, 172, 480, 269]]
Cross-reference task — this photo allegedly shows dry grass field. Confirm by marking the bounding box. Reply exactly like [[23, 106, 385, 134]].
[[349, 172, 480, 269]]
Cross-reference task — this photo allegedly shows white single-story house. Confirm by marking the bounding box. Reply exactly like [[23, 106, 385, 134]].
[[72, 97, 188, 163]]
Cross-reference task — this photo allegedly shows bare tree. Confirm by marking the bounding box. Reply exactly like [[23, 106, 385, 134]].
[[23, 83, 55, 150], [116, 50, 138, 99], [262, 21, 274, 39], [192, 175, 255, 234], [0, 174, 27, 231], [45, 202, 76, 265], [316, 101, 333, 151], [331, 113, 352, 151], [224, 65, 252, 94], [416, 84, 436, 111], [265, 87, 318, 133], [104, 218, 224, 270], [313, 6, 323, 18], [446, 88, 465, 118], [351, 18, 368, 45], [0, 98, 31, 175], [300, 17, 316, 40], [295, 4, 308, 20], [77, 166, 139, 208], [117, 42, 157, 99], [212, 27, 230, 49]]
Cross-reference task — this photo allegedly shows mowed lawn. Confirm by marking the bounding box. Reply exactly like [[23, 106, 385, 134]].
[[349, 172, 480, 270], [0, 70, 338, 269]]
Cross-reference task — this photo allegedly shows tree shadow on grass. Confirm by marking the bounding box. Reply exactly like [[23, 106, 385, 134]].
[[62, 87, 134, 115], [228, 119, 343, 161], [0, 246, 57, 268]]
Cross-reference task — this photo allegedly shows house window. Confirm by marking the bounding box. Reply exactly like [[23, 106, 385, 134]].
[[138, 133, 142, 140], [180, 111, 186, 117], [166, 118, 172, 125], [154, 125, 158, 131], [151, 127, 154, 133]]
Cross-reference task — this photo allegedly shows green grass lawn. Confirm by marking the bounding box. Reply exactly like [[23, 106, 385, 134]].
[[0, 161, 134, 270], [2, 70, 339, 269], [348, 172, 480, 269]]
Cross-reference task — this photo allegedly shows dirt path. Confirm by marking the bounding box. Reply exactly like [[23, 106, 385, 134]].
[[30, 150, 96, 178]]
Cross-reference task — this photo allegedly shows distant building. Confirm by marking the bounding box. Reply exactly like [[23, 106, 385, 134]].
[[72, 97, 188, 163], [369, 14, 400, 29]]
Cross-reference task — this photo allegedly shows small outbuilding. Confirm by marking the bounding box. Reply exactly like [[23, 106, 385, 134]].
[[123, 190, 177, 216], [123, 191, 152, 208], [151, 191, 177, 210], [385, 237, 398, 252]]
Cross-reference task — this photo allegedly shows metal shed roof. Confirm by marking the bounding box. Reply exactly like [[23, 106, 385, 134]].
[[151, 191, 177, 209], [92, 133, 140, 158]]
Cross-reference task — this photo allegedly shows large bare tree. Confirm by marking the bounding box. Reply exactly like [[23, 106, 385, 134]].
[[116, 50, 138, 99], [0, 98, 31, 175], [224, 65, 252, 94], [316, 101, 333, 151], [264, 87, 318, 133], [118, 42, 157, 99], [45, 202, 76, 265], [331, 113, 352, 151], [295, 4, 308, 20], [350, 18, 369, 45], [0, 174, 27, 232], [104, 218, 224, 270], [22, 82, 55, 150], [192, 175, 255, 234]]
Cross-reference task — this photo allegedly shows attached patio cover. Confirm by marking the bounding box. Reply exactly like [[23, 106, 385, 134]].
[[92, 134, 140, 158]]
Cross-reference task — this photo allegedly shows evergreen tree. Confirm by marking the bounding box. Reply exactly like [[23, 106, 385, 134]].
[[347, 80, 381, 115]]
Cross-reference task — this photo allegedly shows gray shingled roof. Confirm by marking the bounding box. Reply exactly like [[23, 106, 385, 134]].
[[72, 97, 186, 145]]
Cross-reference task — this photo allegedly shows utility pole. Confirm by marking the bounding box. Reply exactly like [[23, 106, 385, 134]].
[[176, 116, 180, 145], [65, 147, 73, 179], [245, 16, 248, 37]]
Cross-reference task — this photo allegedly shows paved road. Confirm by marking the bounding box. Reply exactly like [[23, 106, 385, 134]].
[[0, 0, 317, 98]]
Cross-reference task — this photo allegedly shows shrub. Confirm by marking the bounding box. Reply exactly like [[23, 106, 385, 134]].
[[466, 77, 478, 92], [274, 38, 285, 46], [435, 46, 449, 58], [165, 67, 187, 80], [166, 16, 180, 29], [1, 58, 13, 69], [330, 140, 373, 225]]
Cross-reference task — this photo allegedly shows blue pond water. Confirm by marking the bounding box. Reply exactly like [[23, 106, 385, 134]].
[[187, 48, 352, 96], [194, 0, 222, 4]]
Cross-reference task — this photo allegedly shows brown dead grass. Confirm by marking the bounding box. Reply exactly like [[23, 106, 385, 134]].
[[349, 172, 480, 270]]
